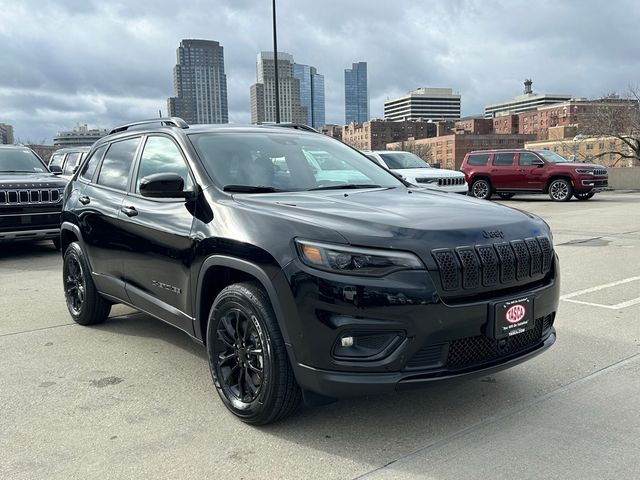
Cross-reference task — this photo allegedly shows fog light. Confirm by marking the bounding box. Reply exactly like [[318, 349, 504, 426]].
[[341, 336, 354, 347]]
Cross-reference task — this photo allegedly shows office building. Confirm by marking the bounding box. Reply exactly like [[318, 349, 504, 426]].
[[344, 62, 369, 124], [0, 123, 14, 144], [292, 64, 325, 128], [384, 88, 461, 122], [53, 124, 109, 147], [484, 79, 571, 119], [167, 39, 228, 124], [250, 52, 307, 124]]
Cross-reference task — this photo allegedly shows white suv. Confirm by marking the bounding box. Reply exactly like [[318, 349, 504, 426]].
[[364, 150, 468, 194]]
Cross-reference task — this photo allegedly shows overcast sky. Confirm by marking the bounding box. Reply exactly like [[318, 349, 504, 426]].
[[1, 0, 638, 143]]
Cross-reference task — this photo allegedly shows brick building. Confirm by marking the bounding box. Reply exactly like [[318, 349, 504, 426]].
[[320, 124, 342, 140], [493, 115, 519, 134], [455, 118, 493, 134], [341, 119, 436, 151], [525, 135, 635, 168], [0, 123, 14, 144], [387, 133, 536, 170]]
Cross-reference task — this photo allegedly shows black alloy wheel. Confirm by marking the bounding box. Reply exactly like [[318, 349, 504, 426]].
[[63, 242, 111, 325], [548, 179, 573, 202], [470, 179, 492, 200], [215, 308, 265, 405], [64, 255, 85, 316], [207, 282, 301, 425], [574, 192, 595, 201]]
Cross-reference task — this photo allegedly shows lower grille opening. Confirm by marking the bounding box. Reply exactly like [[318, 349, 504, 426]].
[[404, 315, 553, 372]]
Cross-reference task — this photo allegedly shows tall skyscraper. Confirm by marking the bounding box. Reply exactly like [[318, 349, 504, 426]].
[[344, 62, 369, 124], [250, 52, 307, 124], [167, 39, 228, 124], [292, 64, 325, 128]]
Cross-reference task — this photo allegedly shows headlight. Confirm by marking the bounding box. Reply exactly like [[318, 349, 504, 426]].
[[575, 169, 594, 175], [295, 239, 424, 276]]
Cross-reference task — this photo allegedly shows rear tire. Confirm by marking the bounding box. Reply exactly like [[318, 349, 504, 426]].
[[498, 193, 515, 200], [207, 282, 301, 425], [548, 179, 573, 202], [574, 192, 595, 201], [63, 242, 111, 325], [470, 179, 492, 200]]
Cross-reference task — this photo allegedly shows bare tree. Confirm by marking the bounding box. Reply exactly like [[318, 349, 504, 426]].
[[579, 87, 640, 166], [396, 139, 434, 164]]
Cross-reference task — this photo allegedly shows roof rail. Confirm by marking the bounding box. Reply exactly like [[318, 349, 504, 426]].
[[258, 122, 319, 133], [109, 117, 189, 135]]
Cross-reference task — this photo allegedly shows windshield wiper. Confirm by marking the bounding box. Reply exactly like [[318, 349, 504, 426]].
[[308, 184, 383, 191], [223, 184, 283, 193], [1, 170, 35, 173]]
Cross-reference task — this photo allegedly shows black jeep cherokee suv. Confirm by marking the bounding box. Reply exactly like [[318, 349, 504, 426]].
[[1, 144, 66, 248], [61, 118, 559, 425]]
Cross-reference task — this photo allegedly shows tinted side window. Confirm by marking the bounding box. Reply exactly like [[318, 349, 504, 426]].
[[63, 152, 81, 174], [493, 152, 515, 166], [96, 138, 140, 190], [81, 145, 107, 181], [49, 153, 65, 168], [519, 152, 540, 166], [135, 136, 192, 193], [467, 153, 490, 166]]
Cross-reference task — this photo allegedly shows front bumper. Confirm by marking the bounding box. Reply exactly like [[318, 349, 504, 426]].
[[281, 256, 559, 398], [292, 330, 555, 397]]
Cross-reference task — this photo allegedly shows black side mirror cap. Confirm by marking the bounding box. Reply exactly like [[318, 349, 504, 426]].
[[139, 172, 194, 199], [49, 165, 62, 174]]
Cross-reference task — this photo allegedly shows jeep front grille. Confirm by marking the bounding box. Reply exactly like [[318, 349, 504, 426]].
[[431, 236, 553, 293], [0, 189, 62, 205], [593, 168, 607, 176], [416, 177, 466, 186]]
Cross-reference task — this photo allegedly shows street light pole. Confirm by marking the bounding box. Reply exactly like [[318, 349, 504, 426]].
[[272, 0, 280, 123]]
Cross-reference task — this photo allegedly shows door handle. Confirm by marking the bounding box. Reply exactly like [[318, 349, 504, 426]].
[[121, 206, 138, 217], [79, 195, 90, 205]]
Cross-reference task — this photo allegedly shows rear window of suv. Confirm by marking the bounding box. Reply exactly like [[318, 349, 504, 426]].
[[466, 153, 490, 166]]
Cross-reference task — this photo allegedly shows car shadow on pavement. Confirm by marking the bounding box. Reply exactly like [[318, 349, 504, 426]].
[[0, 241, 58, 260], [93, 311, 207, 359]]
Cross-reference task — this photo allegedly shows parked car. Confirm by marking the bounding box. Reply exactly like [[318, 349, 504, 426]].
[[460, 149, 608, 201], [364, 150, 468, 193], [48, 146, 91, 181], [0, 144, 66, 248], [61, 118, 558, 425]]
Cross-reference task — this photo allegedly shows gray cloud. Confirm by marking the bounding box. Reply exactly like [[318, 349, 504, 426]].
[[0, 0, 638, 142]]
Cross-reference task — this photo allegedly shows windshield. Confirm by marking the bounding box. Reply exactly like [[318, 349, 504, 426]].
[[189, 132, 403, 192], [378, 152, 431, 169], [0, 148, 47, 173], [535, 150, 569, 163]]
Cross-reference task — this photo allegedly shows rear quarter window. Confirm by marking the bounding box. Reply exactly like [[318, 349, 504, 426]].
[[466, 153, 490, 166]]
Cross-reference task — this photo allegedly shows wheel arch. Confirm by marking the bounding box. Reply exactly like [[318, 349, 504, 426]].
[[60, 221, 83, 256], [194, 256, 291, 347]]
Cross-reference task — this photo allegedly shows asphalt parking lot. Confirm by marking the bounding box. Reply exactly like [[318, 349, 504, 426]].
[[1, 191, 639, 480]]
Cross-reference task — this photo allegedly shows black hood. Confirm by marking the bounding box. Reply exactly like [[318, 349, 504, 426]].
[[0, 172, 67, 189], [232, 187, 551, 258]]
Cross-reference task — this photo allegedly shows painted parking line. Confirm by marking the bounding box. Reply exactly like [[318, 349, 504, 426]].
[[560, 275, 640, 310]]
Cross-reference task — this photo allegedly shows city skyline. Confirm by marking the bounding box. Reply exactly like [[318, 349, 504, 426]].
[[1, 0, 638, 142]]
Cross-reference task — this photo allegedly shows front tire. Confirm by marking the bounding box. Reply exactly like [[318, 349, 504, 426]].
[[63, 242, 111, 325], [207, 282, 301, 425], [574, 192, 595, 201], [548, 179, 573, 202], [470, 179, 492, 200]]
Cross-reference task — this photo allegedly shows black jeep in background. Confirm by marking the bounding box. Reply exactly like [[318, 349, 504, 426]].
[[0, 145, 66, 248], [60, 118, 559, 425]]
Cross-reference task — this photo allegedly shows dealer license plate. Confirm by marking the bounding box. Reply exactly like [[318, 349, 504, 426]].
[[494, 297, 534, 339]]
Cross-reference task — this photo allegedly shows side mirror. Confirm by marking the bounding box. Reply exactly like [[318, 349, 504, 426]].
[[532, 158, 545, 167], [139, 172, 192, 198], [49, 165, 62, 174]]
